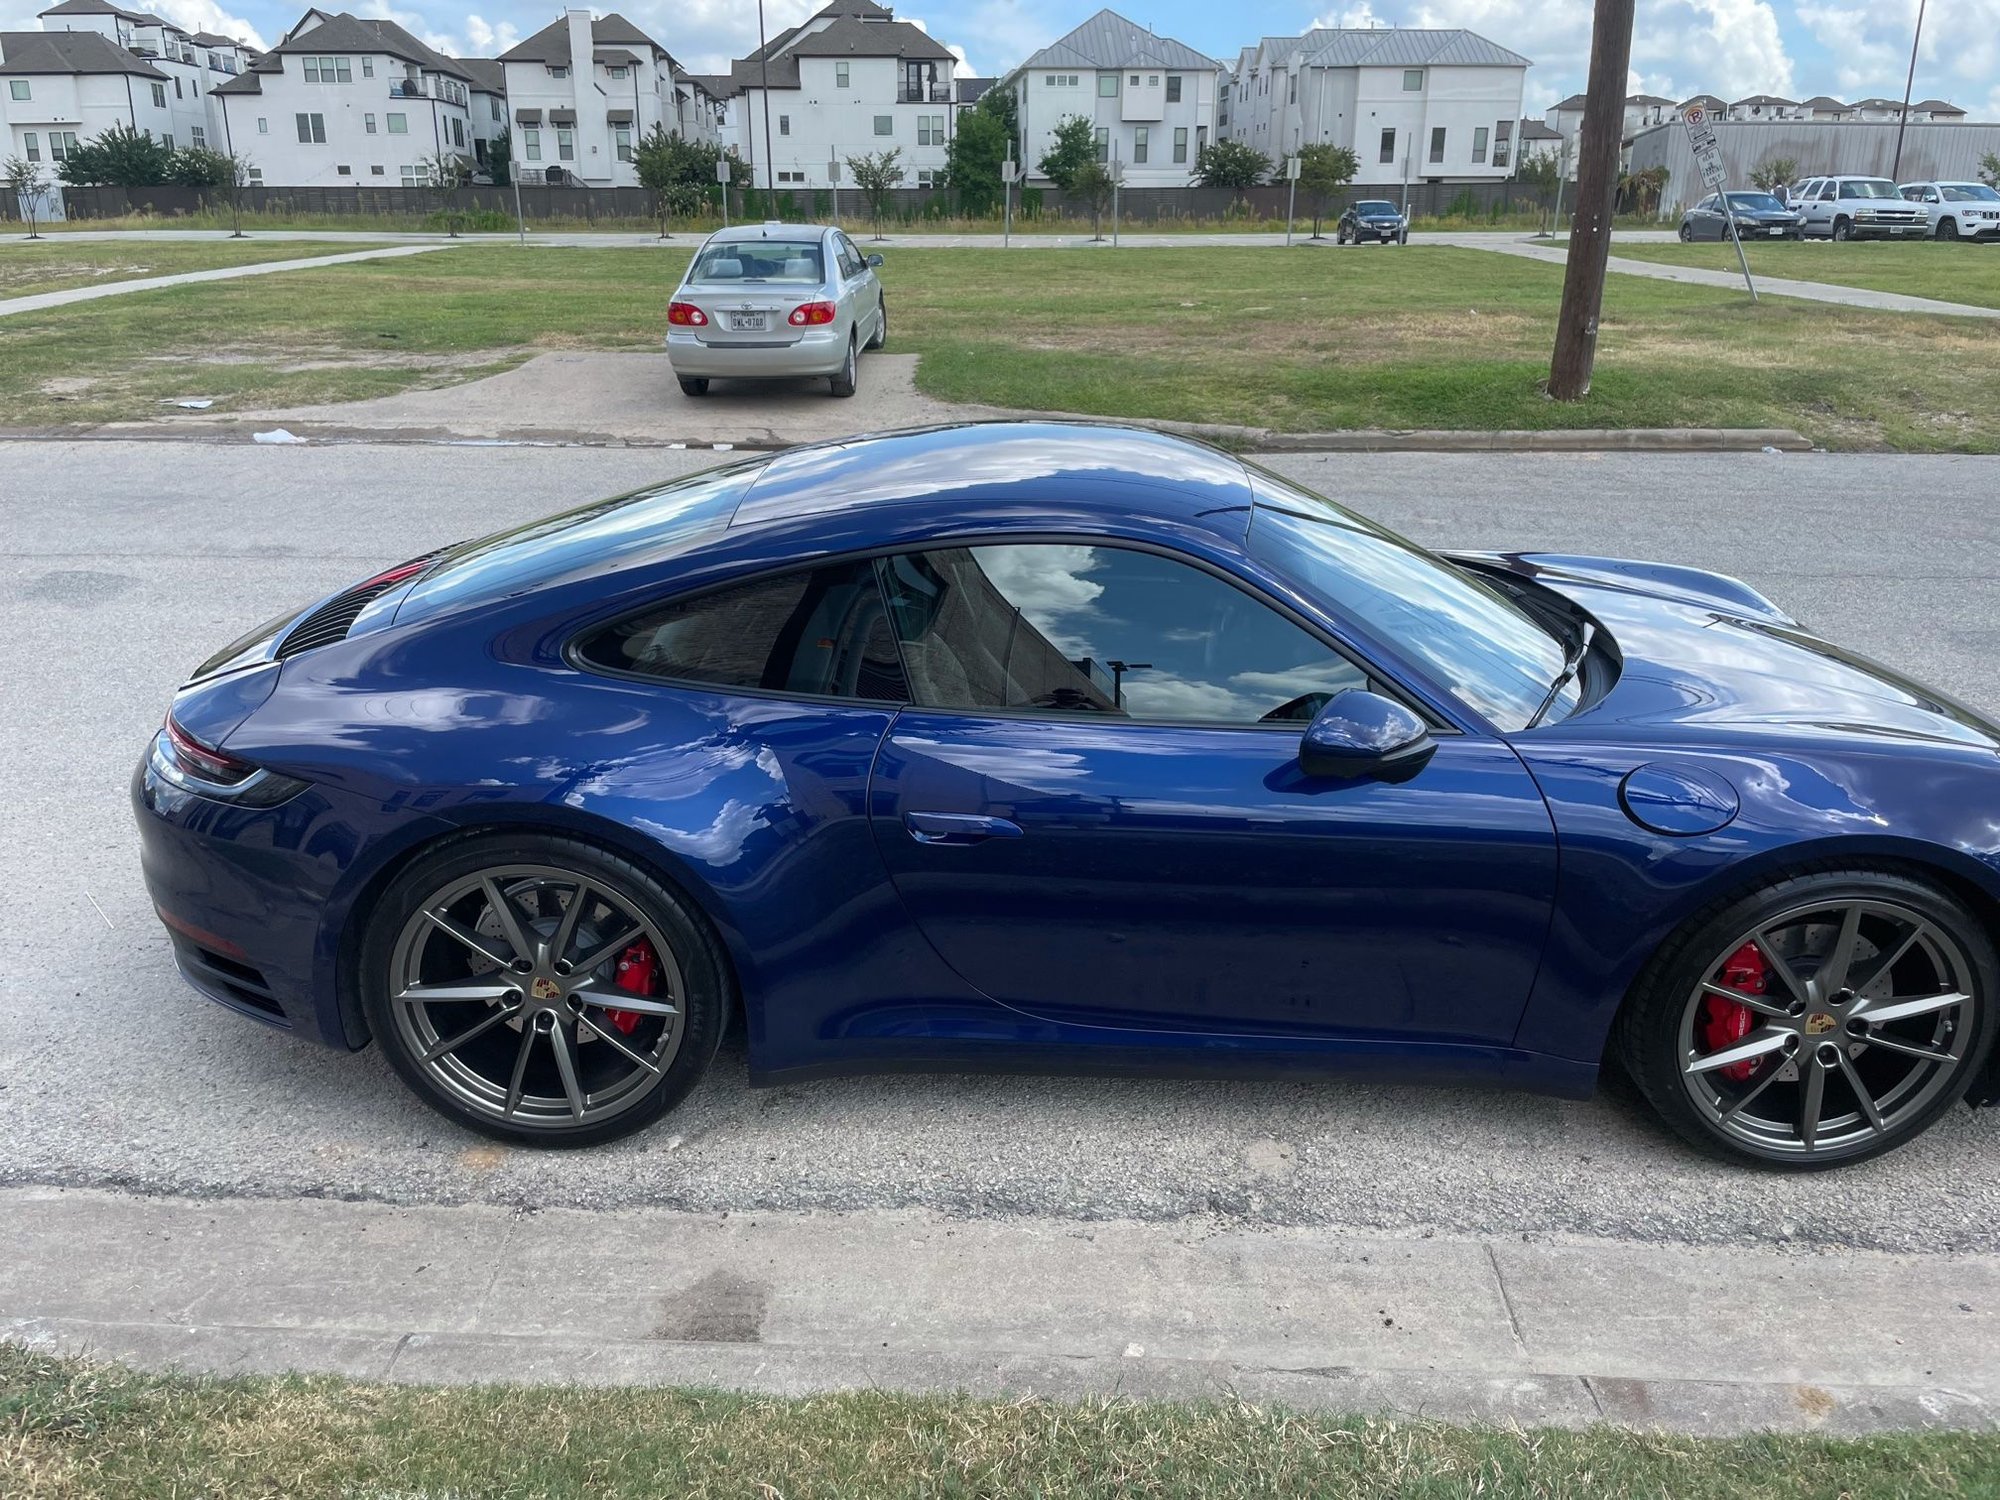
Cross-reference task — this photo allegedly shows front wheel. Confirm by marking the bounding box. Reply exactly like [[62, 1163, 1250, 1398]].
[[866, 296, 886, 349], [362, 835, 730, 1147], [1616, 869, 1996, 1169], [1337, 228, 1350, 245], [829, 334, 858, 398], [1939, 218, 1960, 242], [1678, 222, 1693, 242], [1832, 217, 1853, 242]]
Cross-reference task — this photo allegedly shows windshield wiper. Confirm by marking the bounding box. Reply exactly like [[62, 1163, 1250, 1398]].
[[1525, 618, 1596, 729]]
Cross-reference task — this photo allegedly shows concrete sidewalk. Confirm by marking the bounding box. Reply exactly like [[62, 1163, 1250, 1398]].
[[5, 1186, 1994, 1435], [0, 243, 452, 319]]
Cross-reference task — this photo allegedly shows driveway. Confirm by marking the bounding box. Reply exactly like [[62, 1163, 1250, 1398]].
[[5, 439, 2000, 1253]]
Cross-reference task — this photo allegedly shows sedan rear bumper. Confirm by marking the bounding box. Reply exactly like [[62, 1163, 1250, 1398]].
[[666, 327, 849, 379]]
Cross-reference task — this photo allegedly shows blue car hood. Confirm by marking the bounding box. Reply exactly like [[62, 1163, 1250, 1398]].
[[1456, 551, 2000, 752]]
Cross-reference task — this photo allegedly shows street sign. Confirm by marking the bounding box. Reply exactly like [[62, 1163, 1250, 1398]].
[[715, 159, 732, 183], [1680, 104, 1757, 302], [1001, 158, 1019, 183], [1698, 151, 1729, 189], [1285, 154, 1302, 181]]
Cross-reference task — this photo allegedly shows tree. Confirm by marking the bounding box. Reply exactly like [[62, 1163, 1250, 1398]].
[[1071, 158, 1114, 239], [633, 123, 682, 237], [57, 123, 175, 187], [845, 148, 904, 239], [1980, 151, 2000, 189], [1193, 138, 1270, 190], [1296, 142, 1358, 237], [487, 127, 511, 187], [973, 83, 1019, 161], [945, 107, 1008, 215], [1615, 163, 1669, 216], [213, 153, 254, 237], [1513, 151, 1561, 231], [1750, 156, 1799, 193], [1036, 113, 1095, 192], [423, 152, 474, 234], [167, 146, 235, 189], [5, 155, 49, 238]]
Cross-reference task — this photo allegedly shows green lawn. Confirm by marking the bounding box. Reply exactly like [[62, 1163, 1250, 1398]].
[[2, 242, 1997, 449], [1613, 239, 2000, 310], [6, 1345, 1998, 1499], [0, 237, 377, 299]]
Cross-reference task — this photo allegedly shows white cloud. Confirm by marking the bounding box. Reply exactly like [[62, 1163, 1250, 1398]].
[[145, 0, 268, 48], [463, 14, 520, 54], [1800, 0, 2000, 108]]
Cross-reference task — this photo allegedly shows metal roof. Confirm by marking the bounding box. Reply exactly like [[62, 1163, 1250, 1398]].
[[1022, 8, 1217, 72], [1295, 27, 1530, 70]]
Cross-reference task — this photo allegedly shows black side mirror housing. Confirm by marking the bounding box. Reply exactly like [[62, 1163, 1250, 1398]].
[[1298, 689, 1437, 783]]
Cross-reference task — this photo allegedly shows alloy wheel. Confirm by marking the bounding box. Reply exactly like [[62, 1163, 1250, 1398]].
[[386, 864, 686, 1133], [1678, 897, 1977, 1160]]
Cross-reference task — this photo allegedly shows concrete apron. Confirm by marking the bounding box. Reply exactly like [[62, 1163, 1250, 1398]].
[[3, 1186, 1993, 1436]]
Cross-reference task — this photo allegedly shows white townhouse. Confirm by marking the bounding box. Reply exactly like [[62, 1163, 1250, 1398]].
[[1, 26, 174, 171], [1014, 9, 1219, 188], [452, 56, 506, 176], [1224, 27, 1529, 186], [32, 0, 222, 149], [724, 0, 960, 193], [213, 9, 476, 187], [500, 10, 699, 187]]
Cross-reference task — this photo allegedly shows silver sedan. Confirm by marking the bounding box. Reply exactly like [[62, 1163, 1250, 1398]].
[[665, 223, 887, 399]]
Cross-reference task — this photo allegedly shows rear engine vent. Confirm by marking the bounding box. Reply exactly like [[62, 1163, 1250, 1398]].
[[277, 550, 444, 659]]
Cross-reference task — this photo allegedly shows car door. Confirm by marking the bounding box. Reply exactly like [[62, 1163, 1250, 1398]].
[[1693, 194, 1721, 239], [863, 542, 1560, 1044], [837, 232, 877, 340]]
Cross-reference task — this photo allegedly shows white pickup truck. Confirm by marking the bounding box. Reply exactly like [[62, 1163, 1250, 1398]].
[[1790, 176, 1930, 241]]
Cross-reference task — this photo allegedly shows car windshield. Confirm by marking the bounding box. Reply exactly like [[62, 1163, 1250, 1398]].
[[1355, 201, 1398, 214], [1242, 466, 1578, 731], [689, 239, 825, 284], [1839, 179, 1898, 198], [1943, 184, 2000, 202], [1726, 192, 1785, 211]]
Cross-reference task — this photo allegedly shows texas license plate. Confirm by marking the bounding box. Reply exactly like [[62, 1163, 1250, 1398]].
[[729, 312, 766, 331], [1767, 227, 1786, 235]]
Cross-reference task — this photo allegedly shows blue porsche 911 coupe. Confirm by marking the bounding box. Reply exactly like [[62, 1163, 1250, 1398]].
[[136, 422, 2000, 1166]]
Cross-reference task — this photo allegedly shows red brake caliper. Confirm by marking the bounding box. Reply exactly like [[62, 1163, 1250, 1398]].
[[1701, 941, 1766, 1081], [606, 940, 660, 1036]]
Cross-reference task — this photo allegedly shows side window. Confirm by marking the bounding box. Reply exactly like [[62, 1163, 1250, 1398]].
[[575, 561, 908, 702], [877, 545, 1366, 724], [838, 235, 862, 276]]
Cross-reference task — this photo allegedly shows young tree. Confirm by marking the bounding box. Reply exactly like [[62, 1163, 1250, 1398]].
[[1036, 113, 1096, 191], [844, 148, 904, 239], [487, 127, 511, 187], [1193, 138, 1270, 190], [5, 155, 49, 238], [1070, 158, 1114, 239], [1750, 156, 1799, 193], [633, 122, 680, 237], [1980, 151, 2000, 189], [422, 152, 474, 235], [57, 123, 175, 187], [1513, 151, 1560, 231], [945, 107, 1008, 215], [1296, 142, 1358, 237], [213, 153, 254, 237]]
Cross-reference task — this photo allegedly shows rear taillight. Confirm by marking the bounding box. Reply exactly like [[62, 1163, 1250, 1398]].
[[668, 301, 708, 326], [789, 300, 836, 326], [152, 714, 308, 807]]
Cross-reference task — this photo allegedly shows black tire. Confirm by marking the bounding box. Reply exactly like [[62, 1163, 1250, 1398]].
[[1832, 217, 1853, 242], [1337, 227, 1349, 245], [866, 297, 886, 349], [829, 334, 857, 398], [361, 833, 731, 1148], [1939, 218, 1960, 242], [1614, 866, 1997, 1170], [678, 376, 709, 397], [1678, 222, 1692, 242]]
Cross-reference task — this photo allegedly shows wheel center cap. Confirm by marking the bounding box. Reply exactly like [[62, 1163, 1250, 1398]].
[[530, 976, 562, 1002], [1804, 1010, 1837, 1035]]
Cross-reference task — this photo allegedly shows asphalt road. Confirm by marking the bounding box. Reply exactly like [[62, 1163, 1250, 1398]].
[[7, 439, 2000, 1253]]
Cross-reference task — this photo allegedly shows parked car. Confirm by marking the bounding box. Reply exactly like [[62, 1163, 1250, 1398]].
[[1335, 200, 1408, 244], [1898, 180, 2000, 241], [136, 423, 2000, 1165], [665, 222, 885, 399], [1791, 176, 1929, 240], [1677, 190, 1803, 241]]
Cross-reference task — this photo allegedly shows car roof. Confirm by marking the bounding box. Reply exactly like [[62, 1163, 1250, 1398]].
[[702, 222, 835, 244]]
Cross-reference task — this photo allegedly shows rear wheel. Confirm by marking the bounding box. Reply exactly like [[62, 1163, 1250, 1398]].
[[1616, 869, 1995, 1169], [677, 376, 709, 397], [829, 334, 858, 398], [362, 835, 729, 1147]]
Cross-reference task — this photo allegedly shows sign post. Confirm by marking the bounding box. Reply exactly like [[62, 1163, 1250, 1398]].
[[1284, 153, 1301, 246], [1109, 155, 1123, 247], [827, 153, 841, 225], [716, 157, 732, 229], [1682, 103, 1756, 301], [1001, 156, 1018, 248]]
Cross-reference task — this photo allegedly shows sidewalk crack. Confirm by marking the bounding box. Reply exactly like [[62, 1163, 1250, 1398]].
[[1486, 1242, 1529, 1354]]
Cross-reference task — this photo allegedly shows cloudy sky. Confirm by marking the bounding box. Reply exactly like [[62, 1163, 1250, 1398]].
[[6, 0, 1992, 118]]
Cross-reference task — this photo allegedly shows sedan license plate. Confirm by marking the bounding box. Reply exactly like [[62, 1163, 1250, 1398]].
[[1767, 226, 1786, 236], [728, 312, 767, 332]]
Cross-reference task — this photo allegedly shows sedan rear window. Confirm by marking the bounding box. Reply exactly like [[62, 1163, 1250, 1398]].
[[689, 240, 825, 283]]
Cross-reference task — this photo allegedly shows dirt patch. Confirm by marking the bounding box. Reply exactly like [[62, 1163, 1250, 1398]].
[[140, 343, 538, 374], [38, 376, 98, 396], [0, 262, 155, 294]]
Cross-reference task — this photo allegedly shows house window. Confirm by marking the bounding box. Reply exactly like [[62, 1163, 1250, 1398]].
[[918, 114, 944, 145], [401, 163, 422, 185], [1098, 73, 1118, 97], [779, 114, 790, 135], [874, 114, 893, 135], [173, 77, 181, 97], [48, 131, 76, 161], [387, 113, 408, 134], [1379, 127, 1395, 164], [23, 132, 38, 160], [1148, 74, 1158, 86], [365, 113, 377, 133], [1128, 73, 1139, 85], [1173, 125, 1187, 163], [1195, 124, 1206, 152], [1287, 74, 1296, 103], [1068, 74, 1078, 86], [916, 168, 935, 187], [548, 65, 568, 78], [370, 164, 384, 174], [490, 96, 501, 121], [778, 169, 805, 182], [557, 127, 574, 160], [337, 164, 352, 175], [7, 80, 27, 101], [296, 112, 326, 144], [257, 116, 268, 133], [609, 65, 627, 78], [151, 82, 166, 107], [1472, 126, 1488, 163], [1045, 73, 1055, 85], [1167, 74, 1181, 103], [247, 166, 261, 181], [1133, 126, 1148, 163], [1429, 126, 1446, 163], [615, 123, 632, 161], [302, 56, 350, 83], [163, 133, 173, 148], [362, 57, 373, 77], [1094, 125, 1108, 162], [1403, 69, 1423, 91], [524, 128, 541, 160], [191, 126, 205, 147], [452, 118, 464, 148], [1493, 119, 1511, 168]]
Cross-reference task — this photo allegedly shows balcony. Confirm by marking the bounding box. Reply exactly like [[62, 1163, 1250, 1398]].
[[897, 84, 953, 104], [390, 78, 468, 107]]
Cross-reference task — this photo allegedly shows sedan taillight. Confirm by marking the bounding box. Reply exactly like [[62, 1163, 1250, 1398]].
[[789, 300, 837, 326], [668, 301, 708, 326]]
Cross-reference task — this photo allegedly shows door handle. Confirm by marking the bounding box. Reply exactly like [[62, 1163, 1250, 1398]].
[[903, 811, 1024, 845]]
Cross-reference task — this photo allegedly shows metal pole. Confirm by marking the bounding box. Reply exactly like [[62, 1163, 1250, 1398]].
[[1112, 172, 1120, 246], [1724, 197, 1758, 301], [757, 0, 775, 199], [511, 147, 525, 245], [1003, 168, 1012, 247], [1547, 138, 1568, 237], [1891, 0, 1928, 181], [1286, 168, 1297, 246], [1548, 0, 1637, 400]]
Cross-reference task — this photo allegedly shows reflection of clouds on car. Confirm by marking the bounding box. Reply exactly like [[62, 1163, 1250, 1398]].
[[976, 544, 1106, 659]]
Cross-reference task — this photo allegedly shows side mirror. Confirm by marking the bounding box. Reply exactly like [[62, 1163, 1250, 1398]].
[[1298, 690, 1437, 783], [867, 253, 884, 268]]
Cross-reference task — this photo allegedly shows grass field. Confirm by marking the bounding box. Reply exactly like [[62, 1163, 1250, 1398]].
[[5, 1345, 1998, 1499], [1612, 239, 2000, 310], [0, 238, 373, 299], [2, 242, 1997, 449]]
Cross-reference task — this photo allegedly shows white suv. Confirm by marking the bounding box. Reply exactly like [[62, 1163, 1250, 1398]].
[[1791, 176, 1929, 241], [1898, 180, 2000, 241]]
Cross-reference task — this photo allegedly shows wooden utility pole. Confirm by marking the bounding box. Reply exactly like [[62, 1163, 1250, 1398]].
[[1547, 0, 1638, 400]]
